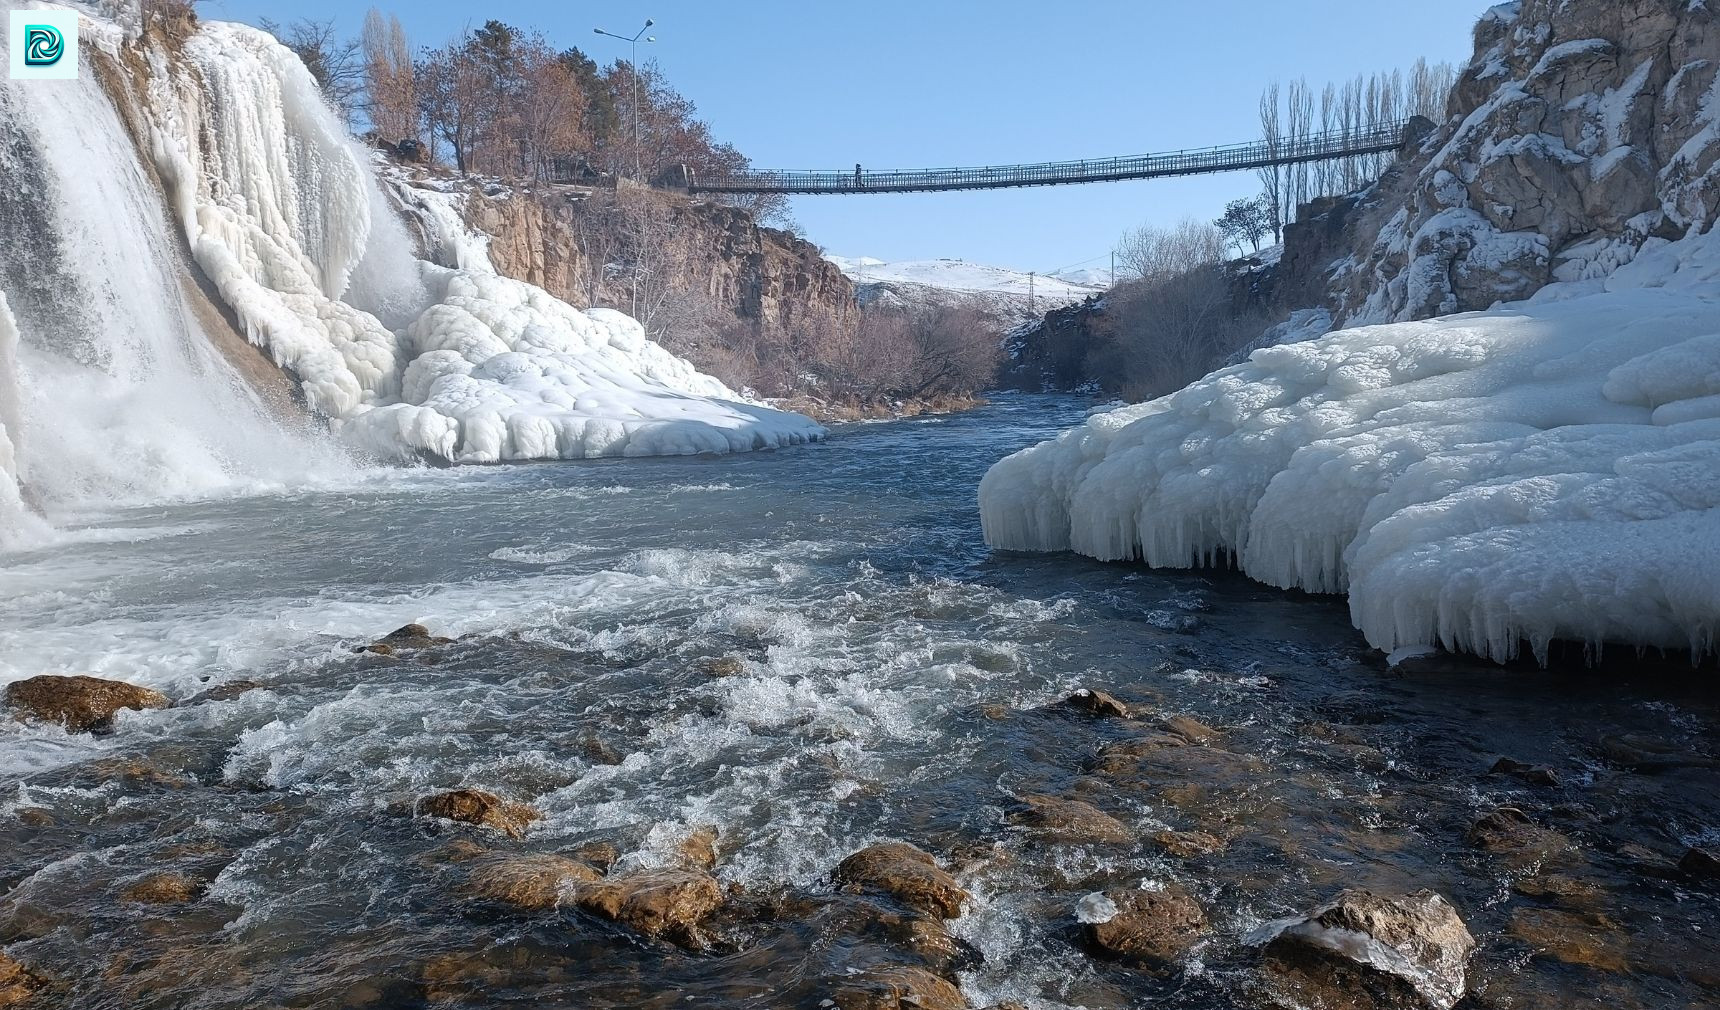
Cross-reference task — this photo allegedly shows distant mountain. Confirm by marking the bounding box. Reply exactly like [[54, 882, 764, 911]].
[[825, 255, 1106, 323]]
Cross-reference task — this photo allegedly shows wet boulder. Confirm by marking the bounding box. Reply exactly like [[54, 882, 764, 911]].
[[1507, 907, 1630, 973], [672, 825, 720, 871], [1060, 688, 1131, 719], [5, 675, 169, 732], [359, 623, 455, 655], [415, 789, 542, 839], [120, 872, 202, 904], [1077, 885, 1207, 969], [1007, 795, 1133, 845], [572, 869, 723, 943], [1160, 715, 1220, 745], [1490, 757, 1560, 787], [1254, 889, 1475, 1010], [1466, 807, 1573, 864], [0, 953, 45, 1006], [698, 656, 746, 678], [1680, 846, 1720, 880], [465, 853, 603, 911], [1152, 829, 1226, 859], [825, 965, 967, 1010], [834, 843, 968, 919]]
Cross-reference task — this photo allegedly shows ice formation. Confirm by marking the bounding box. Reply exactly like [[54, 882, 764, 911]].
[[143, 20, 821, 464], [981, 233, 1720, 664]]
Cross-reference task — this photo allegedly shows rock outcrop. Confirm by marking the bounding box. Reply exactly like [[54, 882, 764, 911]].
[[1255, 889, 1475, 1010], [1332, 0, 1720, 324], [1078, 886, 1208, 969], [834, 843, 968, 919], [415, 789, 542, 839], [4, 675, 169, 732]]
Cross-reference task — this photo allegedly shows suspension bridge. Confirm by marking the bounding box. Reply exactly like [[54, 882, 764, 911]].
[[670, 118, 1429, 196]]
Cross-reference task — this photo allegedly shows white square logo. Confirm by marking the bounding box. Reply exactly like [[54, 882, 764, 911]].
[[9, 9, 79, 81]]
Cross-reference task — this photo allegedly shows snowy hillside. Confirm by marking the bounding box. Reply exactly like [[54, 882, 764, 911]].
[[982, 231, 1720, 664], [827, 256, 1105, 319]]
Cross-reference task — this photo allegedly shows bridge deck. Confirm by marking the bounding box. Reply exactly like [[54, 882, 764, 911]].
[[685, 120, 1412, 196]]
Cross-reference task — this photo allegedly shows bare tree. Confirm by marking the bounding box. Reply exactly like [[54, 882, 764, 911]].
[[261, 17, 364, 124], [1258, 81, 1284, 241], [361, 9, 416, 141]]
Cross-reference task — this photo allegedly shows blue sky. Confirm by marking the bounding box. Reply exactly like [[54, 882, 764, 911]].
[[208, 0, 1481, 274]]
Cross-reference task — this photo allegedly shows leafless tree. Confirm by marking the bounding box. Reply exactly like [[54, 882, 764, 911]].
[[361, 9, 415, 141], [261, 17, 365, 124]]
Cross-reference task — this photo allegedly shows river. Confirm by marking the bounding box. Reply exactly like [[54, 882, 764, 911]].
[[1, 395, 1716, 1009]]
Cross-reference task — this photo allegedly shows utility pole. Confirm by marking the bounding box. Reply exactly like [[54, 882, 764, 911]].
[[593, 20, 657, 180], [1028, 271, 1036, 316], [1110, 250, 1116, 288]]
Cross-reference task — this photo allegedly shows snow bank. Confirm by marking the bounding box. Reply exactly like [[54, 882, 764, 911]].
[[981, 232, 1720, 664], [145, 20, 821, 463]]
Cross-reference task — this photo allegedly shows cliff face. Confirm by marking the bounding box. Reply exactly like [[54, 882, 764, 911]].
[[460, 184, 856, 345], [1333, 0, 1720, 323]]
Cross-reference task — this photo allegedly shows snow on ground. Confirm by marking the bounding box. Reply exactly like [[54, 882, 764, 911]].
[[981, 231, 1720, 665], [145, 20, 821, 465], [827, 255, 1105, 307]]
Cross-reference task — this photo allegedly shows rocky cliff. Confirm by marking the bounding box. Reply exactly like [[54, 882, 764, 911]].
[[452, 182, 856, 353], [1334, 0, 1720, 324]]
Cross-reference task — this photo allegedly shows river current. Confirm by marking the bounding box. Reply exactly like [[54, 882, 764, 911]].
[[2, 395, 1716, 1009]]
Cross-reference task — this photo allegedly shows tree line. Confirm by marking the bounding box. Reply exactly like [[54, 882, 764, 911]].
[[264, 10, 786, 222]]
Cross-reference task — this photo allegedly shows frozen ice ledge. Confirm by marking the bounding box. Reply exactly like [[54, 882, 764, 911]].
[[980, 233, 1720, 665], [142, 19, 823, 464]]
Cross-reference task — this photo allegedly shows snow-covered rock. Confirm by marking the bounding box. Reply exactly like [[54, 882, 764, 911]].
[[1333, 0, 1720, 325], [980, 231, 1720, 665]]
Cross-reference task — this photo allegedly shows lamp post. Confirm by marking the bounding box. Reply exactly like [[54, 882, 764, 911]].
[[593, 19, 656, 180]]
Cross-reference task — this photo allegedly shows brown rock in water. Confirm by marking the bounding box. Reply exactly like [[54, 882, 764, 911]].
[[1152, 829, 1226, 859], [1680, 846, 1720, 880], [1061, 688, 1131, 719], [0, 953, 45, 1007], [698, 656, 746, 677], [572, 869, 723, 942], [1259, 889, 1475, 1010], [571, 841, 620, 874], [826, 965, 967, 1010], [465, 853, 602, 910], [1513, 873, 1604, 907], [676, 826, 720, 870], [1008, 795, 1133, 845], [1078, 886, 1207, 969], [415, 789, 542, 839], [1466, 807, 1572, 863], [16, 809, 53, 828], [188, 680, 262, 704], [5, 675, 169, 732], [358, 623, 455, 655], [120, 872, 202, 904], [834, 843, 968, 919], [1508, 907, 1631, 973], [1161, 714, 1220, 745], [1490, 757, 1561, 787]]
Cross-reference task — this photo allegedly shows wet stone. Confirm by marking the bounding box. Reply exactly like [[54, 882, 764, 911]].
[[1490, 757, 1560, 787], [1513, 873, 1604, 907], [464, 853, 603, 910], [1466, 807, 1572, 862], [1152, 829, 1226, 859], [415, 789, 542, 839], [1680, 846, 1720, 880], [675, 825, 720, 870], [358, 623, 455, 655], [571, 841, 620, 874], [834, 843, 968, 919], [826, 965, 967, 1010], [1507, 907, 1631, 973], [1258, 889, 1475, 1010], [0, 953, 45, 1007], [1007, 795, 1133, 845], [1061, 688, 1131, 719], [187, 679, 262, 704], [1078, 885, 1207, 970], [698, 656, 745, 677], [1161, 714, 1220, 745], [120, 872, 202, 905], [571, 869, 723, 944], [5, 674, 169, 733]]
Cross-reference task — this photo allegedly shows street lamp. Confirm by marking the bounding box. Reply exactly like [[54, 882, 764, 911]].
[[593, 19, 656, 180]]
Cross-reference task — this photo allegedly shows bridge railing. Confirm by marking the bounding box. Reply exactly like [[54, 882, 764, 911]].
[[687, 119, 1413, 195]]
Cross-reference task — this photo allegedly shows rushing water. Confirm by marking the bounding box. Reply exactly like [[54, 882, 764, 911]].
[[2, 395, 1717, 1009]]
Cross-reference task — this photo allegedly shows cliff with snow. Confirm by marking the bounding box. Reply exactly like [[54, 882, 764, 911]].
[[981, 0, 1720, 665]]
